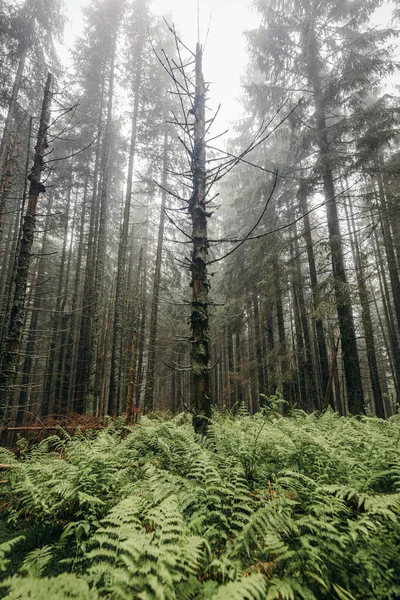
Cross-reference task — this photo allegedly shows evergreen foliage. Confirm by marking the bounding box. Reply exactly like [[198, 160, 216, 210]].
[[0, 411, 399, 598]]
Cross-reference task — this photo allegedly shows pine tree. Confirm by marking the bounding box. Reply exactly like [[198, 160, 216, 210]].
[[246, 0, 398, 413]]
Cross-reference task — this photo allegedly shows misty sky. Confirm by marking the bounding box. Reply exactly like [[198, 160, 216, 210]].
[[64, 0, 258, 129]]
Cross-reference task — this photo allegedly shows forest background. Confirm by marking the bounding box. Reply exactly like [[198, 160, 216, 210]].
[[1, 0, 400, 426]]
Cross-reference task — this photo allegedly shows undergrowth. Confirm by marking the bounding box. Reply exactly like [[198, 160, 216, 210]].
[[0, 407, 399, 599]]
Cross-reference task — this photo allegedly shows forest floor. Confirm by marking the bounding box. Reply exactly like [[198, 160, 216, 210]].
[[0, 407, 399, 599]]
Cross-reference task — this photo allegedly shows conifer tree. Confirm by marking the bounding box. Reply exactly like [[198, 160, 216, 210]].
[[246, 0, 398, 413]]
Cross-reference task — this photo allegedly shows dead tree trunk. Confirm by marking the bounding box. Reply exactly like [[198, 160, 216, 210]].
[[189, 44, 211, 433]]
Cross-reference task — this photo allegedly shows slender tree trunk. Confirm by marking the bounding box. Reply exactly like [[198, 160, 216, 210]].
[[372, 224, 400, 403], [134, 254, 147, 416], [74, 78, 106, 413], [61, 178, 89, 410], [16, 193, 53, 424], [291, 256, 306, 409], [252, 292, 267, 401], [227, 325, 235, 408], [344, 197, 385, 417], [246, 294, 259, 412], [54, 198, 77, 411], [298, 181, 329, 409], [0, 73, 54, 421], [375, 176, 400, 333], [303, 18, 364, 413], [144, 129, 169, 413], [0, 118, 32, 346], [265, 307, 276, 396], [273, 253, 290, 403], [86, 36, 117, 414], [0, 135, 20, 250], [293, 224, 317, 409], [109, 39, 144, 414], [126, 248, 143, 421], [189, 44, 211, 432], [235, 330, 243, 407], [43, 165, 74, 414]]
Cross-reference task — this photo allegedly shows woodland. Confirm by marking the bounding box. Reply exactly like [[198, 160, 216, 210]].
[[1, 0, 400, 597]]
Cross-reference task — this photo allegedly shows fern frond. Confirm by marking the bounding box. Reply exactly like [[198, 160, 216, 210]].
[[0, 573, 97, 599], [211, 573, 268, 599], [21, 545, 54, 577]]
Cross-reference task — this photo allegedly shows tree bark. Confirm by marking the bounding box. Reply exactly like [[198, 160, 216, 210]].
[[126, 248, 143, 421], [0, 73, 54, 421], [189, 44, 211, 432]]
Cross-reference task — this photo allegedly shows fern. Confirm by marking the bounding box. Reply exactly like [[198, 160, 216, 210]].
[[0, 573, 97, 599], [0, 537, 25, 572], [1, 411, 400, 599], [211, 573, 268, 599], [20, 546, 54, 577]]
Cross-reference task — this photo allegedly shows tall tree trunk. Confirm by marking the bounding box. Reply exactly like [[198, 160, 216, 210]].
[[16, 193, 53, 425], [291, 250, 307, 409], [273, 253, 290, 403], [227, 325, 235, 408], [43, 165, 74, 415], [246, 294, 259, 412], [252, 292, 267, 401], [372, 223, 400, 403], [298, 181, 329, 408], [74, 78, 106, 413], [85, 35, 117, 414], [0, 118, 32, 344], [293, 222, 317, 409], [235, 330, 243, 407], [344, 195, 385, 417], [61, 178, 89, 410], [134, 251, 147, 415], [54, 197, 77, 411], [144, 129, 169, 413], [265, 307, 276, 396], [304, 18, 364, 414], [126, 248, 143, 421], [375, 176, 400, 333], [109, 37, 144, 414], [0, 73, 54, 421], [189, 44, 211, 432]]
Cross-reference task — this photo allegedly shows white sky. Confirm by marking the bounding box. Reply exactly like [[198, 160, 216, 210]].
[[63, 0, 258, 131], [62, 0, 397, 134]]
